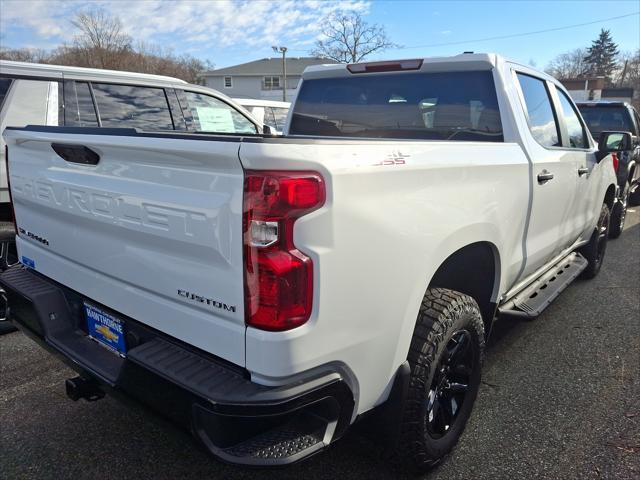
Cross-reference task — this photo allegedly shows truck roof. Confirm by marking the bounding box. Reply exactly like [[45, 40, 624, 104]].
[[0, 60, 187, 87], [301, 53, 560, 84]]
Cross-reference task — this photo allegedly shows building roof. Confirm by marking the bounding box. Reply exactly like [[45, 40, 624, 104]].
[[561, 77, 606, 91], [203, 57, 339, 77]]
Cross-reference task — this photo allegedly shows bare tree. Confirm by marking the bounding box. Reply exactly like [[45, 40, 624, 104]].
[[545, 48, 589, 79], [42, 9, 210, 83], [0, 47, 50, 63], [311, 11, 398, 63], [614, 49, 639, 88], [67, 8, 133, 69]]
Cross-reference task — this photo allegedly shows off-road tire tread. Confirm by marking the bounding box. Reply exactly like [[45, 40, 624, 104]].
[[393, 288, 485, 472], [609, 183, 628, 239], [580, 203, 610, 279]]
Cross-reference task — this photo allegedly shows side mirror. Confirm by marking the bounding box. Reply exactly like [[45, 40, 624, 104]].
[[597, 131, 632, 161], [632, 134, 639, 146]]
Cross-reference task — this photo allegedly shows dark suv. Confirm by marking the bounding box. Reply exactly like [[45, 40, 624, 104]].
[[577, 101, 640, 238]]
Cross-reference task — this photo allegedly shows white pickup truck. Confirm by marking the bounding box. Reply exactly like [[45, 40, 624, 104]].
[[1, 54, 625, 471]]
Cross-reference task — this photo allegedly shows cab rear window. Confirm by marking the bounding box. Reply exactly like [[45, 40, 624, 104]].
[[290, 70, 503, 141], [578, 106, 634, 136]]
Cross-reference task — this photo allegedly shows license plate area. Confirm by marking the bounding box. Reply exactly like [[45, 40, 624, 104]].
[[84, 302, 126, 357]]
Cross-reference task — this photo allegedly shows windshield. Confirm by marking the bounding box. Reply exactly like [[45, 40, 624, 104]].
[[290, 70, 503, 141], [578, 106, 634, 136]]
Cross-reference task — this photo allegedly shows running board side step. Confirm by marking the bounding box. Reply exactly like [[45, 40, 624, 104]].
[[498, 252, 588, 319]]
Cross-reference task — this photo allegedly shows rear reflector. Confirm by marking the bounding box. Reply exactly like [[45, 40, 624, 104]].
[[243, 170, 325, 331], [347, 59, 423, 74]]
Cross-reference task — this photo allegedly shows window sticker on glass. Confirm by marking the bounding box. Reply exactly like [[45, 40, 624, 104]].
[[183, 91, 257, 134], [195, 106, 235, 132]]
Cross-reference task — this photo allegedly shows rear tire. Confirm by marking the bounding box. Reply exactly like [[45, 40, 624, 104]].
[[394, 288, 484, 472], [579, 203, 610, 279], [609, 182, 629, 239]]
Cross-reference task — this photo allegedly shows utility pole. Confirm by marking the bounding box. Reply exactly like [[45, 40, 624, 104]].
[[618, 59, 628, 87], [272, 46, 288, 102]]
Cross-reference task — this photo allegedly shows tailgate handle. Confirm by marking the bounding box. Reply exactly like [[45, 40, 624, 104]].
[[51, 143, 100, 165]]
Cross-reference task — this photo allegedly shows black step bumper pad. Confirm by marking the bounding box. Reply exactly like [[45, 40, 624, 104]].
[[0, 265, 354, 466]]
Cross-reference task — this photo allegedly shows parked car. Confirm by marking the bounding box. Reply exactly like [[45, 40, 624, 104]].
[[577, 101, 640, 237], [0, 54, 621, 471], [0, 60, 265, 216], [0, 60, 266, 333], [234, 98, 290, 131]]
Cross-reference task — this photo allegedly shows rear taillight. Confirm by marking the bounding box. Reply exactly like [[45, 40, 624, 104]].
[[243, 170, 325, 331], [4, 145, 17, 235], [611, 153, 619, 172]]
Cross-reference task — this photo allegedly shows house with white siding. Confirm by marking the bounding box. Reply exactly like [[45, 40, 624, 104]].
[[201, 57, 338, 101]]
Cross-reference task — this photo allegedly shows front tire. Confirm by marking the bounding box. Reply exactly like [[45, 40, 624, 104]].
[[395, 288, 485, 472], [579, 203, 610, 279], [609, 182, 629, 239]]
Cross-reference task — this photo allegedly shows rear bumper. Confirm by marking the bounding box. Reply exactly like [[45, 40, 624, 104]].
[[0, 265, 354, 466]]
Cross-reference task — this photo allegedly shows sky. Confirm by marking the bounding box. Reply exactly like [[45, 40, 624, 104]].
[[0, 0, 638, 70]]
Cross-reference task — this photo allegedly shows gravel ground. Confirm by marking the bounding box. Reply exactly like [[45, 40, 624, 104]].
[[1, 209, 638, 480]]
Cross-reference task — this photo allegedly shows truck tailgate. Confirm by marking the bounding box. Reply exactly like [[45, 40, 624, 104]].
[[3, 128, 246, 366]]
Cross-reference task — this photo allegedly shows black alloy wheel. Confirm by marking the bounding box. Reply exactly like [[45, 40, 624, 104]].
[[594, 207, 609, 270], [426, 329, 476, 438]]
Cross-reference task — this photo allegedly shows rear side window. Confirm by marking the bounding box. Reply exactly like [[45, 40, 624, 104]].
[[271, 107, 289, 130], [556, 90, 588, 148], [516, 73, 560, 147], [182, 91, 257, 134], [0, 77, 13, 109], [290, 71, 503, 141], [63, 81, 99, 127], [92, 83, 174, 130]]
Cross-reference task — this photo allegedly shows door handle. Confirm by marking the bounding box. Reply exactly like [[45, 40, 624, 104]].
[[537, 170, 554, 184], [578, 167, 589, 176], [51, 143, 100, 165]]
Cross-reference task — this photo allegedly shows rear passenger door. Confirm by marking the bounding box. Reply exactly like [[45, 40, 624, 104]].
[[551, 87, 598, 240], [513, 71, 581, 277]]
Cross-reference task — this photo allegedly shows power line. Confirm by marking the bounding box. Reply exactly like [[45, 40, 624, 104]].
[[396, 12, 640, 50], [289, 11, 639, 54]]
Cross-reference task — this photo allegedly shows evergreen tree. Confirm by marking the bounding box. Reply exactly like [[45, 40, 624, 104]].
[[583, 29, 619, 80]]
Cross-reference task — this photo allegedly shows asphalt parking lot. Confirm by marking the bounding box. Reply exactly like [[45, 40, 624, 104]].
[[1, 210, 638, 480]]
